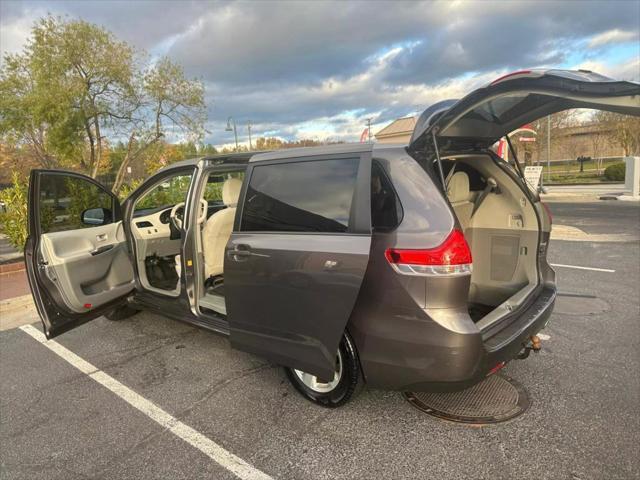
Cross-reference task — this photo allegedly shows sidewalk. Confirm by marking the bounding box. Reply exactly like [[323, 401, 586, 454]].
[[540, 183, 640, 202], [0, 267, 37, 331], [0, 269, 30, 301]]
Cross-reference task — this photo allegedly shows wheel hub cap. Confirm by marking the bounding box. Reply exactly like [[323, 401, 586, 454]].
[[294, 350, 343, 393]]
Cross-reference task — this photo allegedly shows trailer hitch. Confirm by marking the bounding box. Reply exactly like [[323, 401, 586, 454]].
[[517, 335, 542, 360]]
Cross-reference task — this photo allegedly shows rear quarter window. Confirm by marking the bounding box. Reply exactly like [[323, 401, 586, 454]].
[[371, 161, 402, 232], [240, 158, 359, 233]]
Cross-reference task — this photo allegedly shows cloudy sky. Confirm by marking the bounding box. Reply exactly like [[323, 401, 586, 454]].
[[1, 0, 639, 148]]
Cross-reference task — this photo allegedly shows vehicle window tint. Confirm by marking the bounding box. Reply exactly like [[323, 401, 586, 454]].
[[134, 174, 193, 213], [38, 174, 113, 234], [371, 162, 402, 232], [241, 158, 359, 233]]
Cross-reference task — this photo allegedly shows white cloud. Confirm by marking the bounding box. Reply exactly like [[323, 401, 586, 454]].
[[0, 9, 40, 61], [573, 58, 640, 82], [2, 0, 639, 148], [588, 29, 639, 48]]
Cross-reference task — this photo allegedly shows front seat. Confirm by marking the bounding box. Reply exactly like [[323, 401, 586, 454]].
[[446, 171, 473, 231], [202, 178, 243, 279]]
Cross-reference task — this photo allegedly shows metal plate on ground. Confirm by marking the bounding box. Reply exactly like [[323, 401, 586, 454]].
[[403, 374, 529, 424]]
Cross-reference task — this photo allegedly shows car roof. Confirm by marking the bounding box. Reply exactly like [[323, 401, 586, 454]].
[[156, 143, 375, 174], [156, 151, 265, 173], [249, 143, 372, 162]]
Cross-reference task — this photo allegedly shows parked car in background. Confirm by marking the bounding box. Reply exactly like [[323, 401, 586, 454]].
[[26, 70, 639, 406]]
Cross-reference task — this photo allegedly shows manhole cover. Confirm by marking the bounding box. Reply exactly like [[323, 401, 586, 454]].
[[403, 374, 529, 424]]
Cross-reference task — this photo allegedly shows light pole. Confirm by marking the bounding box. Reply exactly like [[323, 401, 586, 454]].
[[247, 120, 253, 150], [546, 115, 551, 183], [226, 116, 238, 151]]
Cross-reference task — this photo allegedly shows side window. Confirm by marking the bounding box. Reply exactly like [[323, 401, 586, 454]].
[[134, 173, 193, 214], [39, 174, 114, 234], [371, 161, 402, 232], [240, 158, 359, 233], [203, 172, 244, 205]]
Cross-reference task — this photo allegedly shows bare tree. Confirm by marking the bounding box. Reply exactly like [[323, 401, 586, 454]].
[[595, 111, 640, 157], [589, 127, 607, 175], [531, 110, 579, 164]]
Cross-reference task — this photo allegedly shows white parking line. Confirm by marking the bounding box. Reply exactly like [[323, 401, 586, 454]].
[[550, 263, 615, 273], [19, 324, 273, 480]]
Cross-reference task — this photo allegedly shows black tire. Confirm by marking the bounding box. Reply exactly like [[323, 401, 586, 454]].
[[104, 304, 140, 321], [285, 331, 364, 408]]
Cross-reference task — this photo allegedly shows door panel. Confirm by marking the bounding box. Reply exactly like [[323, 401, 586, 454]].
[[225, 233, 371, 379], [26, 170, 134, 339], [224, 154, 372, 379], [40, 222, 134, 312]]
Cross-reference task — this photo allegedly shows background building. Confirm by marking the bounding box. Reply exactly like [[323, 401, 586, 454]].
[[374, 117, 416, 144]]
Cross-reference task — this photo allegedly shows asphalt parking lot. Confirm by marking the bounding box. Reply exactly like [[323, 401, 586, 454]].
[[1, 199, 639, 480]]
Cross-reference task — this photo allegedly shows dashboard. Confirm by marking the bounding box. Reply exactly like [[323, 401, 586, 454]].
[[132, 206, 179, 240]]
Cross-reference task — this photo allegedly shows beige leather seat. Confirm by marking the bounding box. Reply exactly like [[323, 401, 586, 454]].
[[447, 171, 474, 231], [203, 178, 243, 279]]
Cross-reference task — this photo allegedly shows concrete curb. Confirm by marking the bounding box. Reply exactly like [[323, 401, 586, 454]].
[[0, 294, 33, 311], [0, 294, 37, 331], [0, 261, 25, 274], [599, 194, 640, 202]]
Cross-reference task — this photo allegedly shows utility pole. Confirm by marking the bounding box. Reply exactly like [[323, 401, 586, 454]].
[[546, 115, 551, 183], [366, 118, 372, 143], [247, 120, 253, 150]]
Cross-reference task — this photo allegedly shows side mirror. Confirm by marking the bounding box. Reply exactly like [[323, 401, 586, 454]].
[[81, 207, 112, 226]]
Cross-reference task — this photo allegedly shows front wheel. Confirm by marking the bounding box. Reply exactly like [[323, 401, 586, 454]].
[[284, 332, 363, 408]]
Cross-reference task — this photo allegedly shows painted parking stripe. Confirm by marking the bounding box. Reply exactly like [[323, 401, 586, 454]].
[[550, 263, 615, 273], [19, 324, 273, 480]]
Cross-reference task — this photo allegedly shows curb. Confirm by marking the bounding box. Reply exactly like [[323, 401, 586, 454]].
[[0, 294, 37, 331], [0, 294, 34, 312], [0, 261, 26, 275], [599, 195, 640, 202]]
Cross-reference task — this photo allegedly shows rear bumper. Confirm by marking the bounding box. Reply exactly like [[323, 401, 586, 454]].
[[483, 286, 556, 367], [353, 285, 556, 392]]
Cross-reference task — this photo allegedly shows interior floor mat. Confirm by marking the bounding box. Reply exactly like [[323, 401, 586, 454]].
[[145, 255, 179, 291]]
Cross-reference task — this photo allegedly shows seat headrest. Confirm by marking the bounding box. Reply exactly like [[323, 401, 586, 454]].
[[222, 178, 243, 206], [447, 171, 470, 203]]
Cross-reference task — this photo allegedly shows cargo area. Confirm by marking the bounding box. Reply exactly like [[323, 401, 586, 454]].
[[442, 154, 541, 328]]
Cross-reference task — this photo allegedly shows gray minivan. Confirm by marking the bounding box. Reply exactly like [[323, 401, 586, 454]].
[[26, 70, 639, 407]]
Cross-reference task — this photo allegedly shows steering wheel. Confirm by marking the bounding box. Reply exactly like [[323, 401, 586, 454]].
[[171, 199, 208, 229], [197, 198, 208, 225], [170, 202, 185, 230]]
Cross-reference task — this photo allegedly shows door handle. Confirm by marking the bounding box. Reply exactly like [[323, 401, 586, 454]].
[[90, 244, 114, 256], [227, 245, 252, 261]]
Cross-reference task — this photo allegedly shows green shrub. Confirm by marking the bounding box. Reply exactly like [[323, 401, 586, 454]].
[[0, 172, 28, 251], [604, 162, 626, 181]]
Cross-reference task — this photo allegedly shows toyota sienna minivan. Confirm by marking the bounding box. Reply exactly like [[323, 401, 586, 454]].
[[26, 70, 639, 407]]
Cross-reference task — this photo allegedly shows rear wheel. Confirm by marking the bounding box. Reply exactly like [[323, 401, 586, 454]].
[[104, 304, 139, 321], [285, 332, 363, 408]]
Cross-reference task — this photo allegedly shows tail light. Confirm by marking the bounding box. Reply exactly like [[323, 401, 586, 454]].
[[385, 229, 472, 277]]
